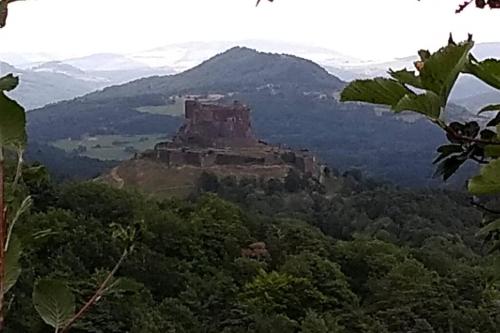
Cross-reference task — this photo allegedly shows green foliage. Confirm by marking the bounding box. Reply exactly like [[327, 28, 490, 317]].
[[340, 78, 409, 108], [4, 236, 22, 294], [465, 57, 500, 90], [0, 74, 26, 150], [32, 279, 75, 330], [341, 39, 474, 119], [468, 158, 500, 195], [340, 36, 500, 251], [241, 270, 324, 319], [340, 37, 500, 184], [0, 167, 498, 332]]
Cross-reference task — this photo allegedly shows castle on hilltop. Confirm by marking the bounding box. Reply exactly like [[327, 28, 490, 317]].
[[139, 100, 326, 181]]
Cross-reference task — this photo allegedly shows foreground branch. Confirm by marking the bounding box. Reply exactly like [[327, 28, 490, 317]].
[[0, 148, 4, 330], [61, 250, 129, 333]]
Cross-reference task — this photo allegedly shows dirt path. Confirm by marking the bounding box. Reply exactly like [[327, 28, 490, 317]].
[[110, 167, 125, 189]]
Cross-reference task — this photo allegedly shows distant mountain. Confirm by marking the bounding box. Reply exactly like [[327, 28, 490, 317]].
[[64, 53, 154, 71], [129, 40, 358, 73], [0, 54, 174, 109], [0, 61, 106, 110]]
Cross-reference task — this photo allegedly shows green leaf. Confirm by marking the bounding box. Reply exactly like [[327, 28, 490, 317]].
[[0, 74, 19, 92], [340, 78, 409, 108], [476, 219, 500, 237], [393, 91, 441, 119], [4, 236, 22, 294], [419, 40, 474, 105], [479, 104, 500, 114], [33, 279, 75, 330], [468, 158, 500, 195], [485, 145, 500, 158], [465, 57, 500, 90], [0, 92, 26, 149], [388, 69, 424, 89]]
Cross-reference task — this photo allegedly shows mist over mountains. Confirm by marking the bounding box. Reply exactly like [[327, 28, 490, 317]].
[[2, 40, 499, 110]]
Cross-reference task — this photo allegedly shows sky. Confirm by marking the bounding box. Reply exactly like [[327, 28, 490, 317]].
[[0, 0, 499, 60]]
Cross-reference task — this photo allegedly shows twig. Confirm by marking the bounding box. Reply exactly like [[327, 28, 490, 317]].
[[61, 249, 129, 333], [434, 119, 500, 146], [470, 199, 500, 215], [0, 148, 5, 330]]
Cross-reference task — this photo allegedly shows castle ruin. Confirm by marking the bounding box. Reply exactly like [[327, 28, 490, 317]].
[[139, 100, 325, 180]]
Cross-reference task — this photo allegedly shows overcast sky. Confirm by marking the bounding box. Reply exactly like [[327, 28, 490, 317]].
[[0, 0, 499, 60]]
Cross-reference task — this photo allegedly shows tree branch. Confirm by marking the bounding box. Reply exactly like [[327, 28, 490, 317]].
[[61, 249, 129, 333], [470, 199, 500, 215]]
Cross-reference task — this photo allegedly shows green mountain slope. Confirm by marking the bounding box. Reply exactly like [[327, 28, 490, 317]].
[[82, 46, 344, 101]]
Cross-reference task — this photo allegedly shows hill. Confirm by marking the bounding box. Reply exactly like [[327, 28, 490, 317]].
[[28, 46, 344, 142], [27, 46, 463, 187], [80, 46, 344, 101]]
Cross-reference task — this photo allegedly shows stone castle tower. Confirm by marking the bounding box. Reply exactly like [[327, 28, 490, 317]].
[[173, 100, 257, 148]]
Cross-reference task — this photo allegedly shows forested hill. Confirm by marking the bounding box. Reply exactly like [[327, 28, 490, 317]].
[[27, 47, 345, 142], [27, 47, 461, 187], [81, 46, 345, 100], [7, 166, 499, 332]]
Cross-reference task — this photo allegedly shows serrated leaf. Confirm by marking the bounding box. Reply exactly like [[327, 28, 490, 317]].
[[388, 69, 424, 89], [469, 159, 500, 195], [0, 92, 26, 149], [465, 57, 500, 90], [4, 236, 22, 294], [393, 91, 441, 119], [340, 78, 409, 108], [33, 279, 75, 330], [476, 219, 500, 237], [479, 104, 500, 114], [418, 40, 473, 105], [0, 74, 18, 92]]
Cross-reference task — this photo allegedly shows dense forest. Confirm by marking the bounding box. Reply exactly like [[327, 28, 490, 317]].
[[4, 162, 500, 332]]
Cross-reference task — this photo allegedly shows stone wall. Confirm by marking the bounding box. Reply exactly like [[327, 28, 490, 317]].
[[174, 100, 257, 148]]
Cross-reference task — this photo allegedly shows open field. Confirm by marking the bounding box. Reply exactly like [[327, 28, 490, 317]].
[[136, 94, 225, 116], [136, 98, 185, 116], [51, 134, 168, 161]]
